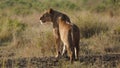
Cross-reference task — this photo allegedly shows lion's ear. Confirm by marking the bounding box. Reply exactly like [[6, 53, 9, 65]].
[[48, 8, 53, 14]]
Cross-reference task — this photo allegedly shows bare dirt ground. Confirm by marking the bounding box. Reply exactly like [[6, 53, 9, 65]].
[[0, 53, 120, 68]]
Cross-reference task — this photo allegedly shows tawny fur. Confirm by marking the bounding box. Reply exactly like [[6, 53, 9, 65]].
[[58, 17, 80, 63]]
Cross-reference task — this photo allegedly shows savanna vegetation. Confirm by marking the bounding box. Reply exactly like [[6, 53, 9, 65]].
[[0, 0, 120, 68]]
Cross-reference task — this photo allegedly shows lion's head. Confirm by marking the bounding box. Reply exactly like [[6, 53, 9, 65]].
[[40, 8, 54, 24]]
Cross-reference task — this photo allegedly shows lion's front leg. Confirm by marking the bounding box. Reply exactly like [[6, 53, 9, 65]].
[[53, 28, 61, 58], [55, 38, 61, 58]]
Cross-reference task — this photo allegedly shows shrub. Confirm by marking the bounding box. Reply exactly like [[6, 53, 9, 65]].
[[78, 21, 109, 38], [0, 18, 27, 46], [76, 11, 110, 38]]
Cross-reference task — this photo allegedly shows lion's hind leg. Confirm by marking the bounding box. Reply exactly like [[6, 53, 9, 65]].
[[66, 45, 74, 63], [62, 44, 66, 56], [75, 43, 79, 60]]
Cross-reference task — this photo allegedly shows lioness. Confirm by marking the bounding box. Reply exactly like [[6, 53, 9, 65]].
[[40, 8, 80, 63], [40, 8, 71, 58]]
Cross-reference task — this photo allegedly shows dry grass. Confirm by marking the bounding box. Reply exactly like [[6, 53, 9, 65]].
[[0, 6, 120, 57], [0, 0, 120, 67], [0, 8, 120, 58]]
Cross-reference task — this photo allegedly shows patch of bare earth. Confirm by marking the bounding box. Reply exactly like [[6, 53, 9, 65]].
[[0, 54, 120, 68]]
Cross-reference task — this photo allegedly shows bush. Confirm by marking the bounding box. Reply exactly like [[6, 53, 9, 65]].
[[0, 18, 27, 46], [78, 21, 109, 38]]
